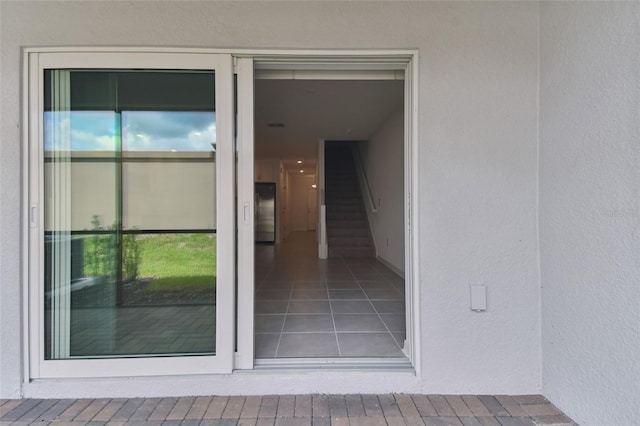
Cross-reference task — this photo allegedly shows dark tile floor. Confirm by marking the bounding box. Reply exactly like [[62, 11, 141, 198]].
[[0, 394, 578, 425], [255, 232, 406, 359]]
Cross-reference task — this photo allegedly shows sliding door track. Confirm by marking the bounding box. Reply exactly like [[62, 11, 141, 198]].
[[252, 358, 414, 373]]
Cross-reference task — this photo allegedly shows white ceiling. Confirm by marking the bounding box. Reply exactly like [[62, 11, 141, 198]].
[[254, 79, 404, 162]]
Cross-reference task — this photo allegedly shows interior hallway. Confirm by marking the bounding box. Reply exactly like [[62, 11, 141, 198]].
[[254, 231, 406, 359]]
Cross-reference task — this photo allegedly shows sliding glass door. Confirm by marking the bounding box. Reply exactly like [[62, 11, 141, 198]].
[[30, 53, 235, 377]]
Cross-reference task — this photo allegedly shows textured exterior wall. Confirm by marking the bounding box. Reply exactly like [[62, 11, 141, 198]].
[[539, 3, 640, 426], [0, 1, 541, 397]]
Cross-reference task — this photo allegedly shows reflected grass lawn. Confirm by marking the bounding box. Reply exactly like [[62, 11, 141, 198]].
[[138, 233, 216, 291]]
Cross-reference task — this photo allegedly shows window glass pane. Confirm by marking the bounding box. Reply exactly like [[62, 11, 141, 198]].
[[44, 70, 217, 359]]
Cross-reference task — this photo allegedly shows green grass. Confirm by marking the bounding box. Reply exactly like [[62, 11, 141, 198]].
[[138, 233, 216, 291], [149, 275, 216, 290], [80, 232, 217, 292]]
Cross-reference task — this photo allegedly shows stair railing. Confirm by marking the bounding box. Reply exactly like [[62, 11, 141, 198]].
[[351, 145, 378, 214]]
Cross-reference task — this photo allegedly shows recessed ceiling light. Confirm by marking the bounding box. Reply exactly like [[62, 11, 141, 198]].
[[299, 170, 304, 173], [297, 160, 302, 164], [311, 184, 317, 189]]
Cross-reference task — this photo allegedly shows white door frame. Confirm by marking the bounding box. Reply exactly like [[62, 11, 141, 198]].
[[235, 52, 420, 373], [24, 51, 236, 379], [235, 57, 256, 370]]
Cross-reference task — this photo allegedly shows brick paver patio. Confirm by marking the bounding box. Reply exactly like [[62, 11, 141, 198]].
[[0, 394, 577, 425]]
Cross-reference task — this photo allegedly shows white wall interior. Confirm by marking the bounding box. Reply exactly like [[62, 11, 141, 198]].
[[278, 162, 286, 243], [539, 3, 640, 425], [284, 170, 292, 240], [289, 174, 316, 232], [3, 1, 541, 398], [358, 107, 405, 273], [255, 159, 278, 183]]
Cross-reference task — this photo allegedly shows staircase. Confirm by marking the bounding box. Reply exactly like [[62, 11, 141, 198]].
[[324, 143, 375, 258]]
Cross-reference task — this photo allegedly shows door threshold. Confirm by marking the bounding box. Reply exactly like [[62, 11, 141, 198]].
[[252, 357, 414, 373]]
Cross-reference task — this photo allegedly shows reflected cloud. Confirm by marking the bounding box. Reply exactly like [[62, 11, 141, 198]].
[[45, 110, 216, 152], [45, 111, 119, 151], [123, 111, 216, 151]]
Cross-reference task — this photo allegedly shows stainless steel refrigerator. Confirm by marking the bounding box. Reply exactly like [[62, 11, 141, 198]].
[[255, 183, 276, 243]]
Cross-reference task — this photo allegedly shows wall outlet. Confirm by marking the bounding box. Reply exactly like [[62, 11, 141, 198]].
[[470, 285, 487, 311]]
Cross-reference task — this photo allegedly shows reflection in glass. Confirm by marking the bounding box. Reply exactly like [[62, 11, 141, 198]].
[[44, 70, 217, 359], [255, 183, 276, 243], [122, 111, 216, 152]]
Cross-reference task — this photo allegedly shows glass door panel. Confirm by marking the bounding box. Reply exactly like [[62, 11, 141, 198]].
[[33, 53, 235, 376], [44, 70, 218, 358]]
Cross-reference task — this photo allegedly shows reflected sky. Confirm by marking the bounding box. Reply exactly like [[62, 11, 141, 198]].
[[45, 111, 216, 152]]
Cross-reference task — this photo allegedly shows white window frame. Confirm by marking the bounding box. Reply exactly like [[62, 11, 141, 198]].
[[24, 51, 236, 379]]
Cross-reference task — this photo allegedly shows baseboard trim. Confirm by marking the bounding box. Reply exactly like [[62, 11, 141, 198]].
[[376, 255, 404, 278]]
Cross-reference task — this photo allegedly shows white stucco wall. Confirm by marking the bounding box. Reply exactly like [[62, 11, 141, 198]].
[[0, 1, 541, 397], [359, 108, 405, 273], [539, 3, 640, 426]]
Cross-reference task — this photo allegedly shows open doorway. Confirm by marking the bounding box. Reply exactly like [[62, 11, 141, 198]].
[[253, 76, 407, 360]]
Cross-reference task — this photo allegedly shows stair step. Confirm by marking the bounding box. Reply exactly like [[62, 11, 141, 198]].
[[327, 202, 363, 208], [326, 182, 359, 187], [328, 235, 370, 242], [326, 175, 356, 179], [326, 206, 364, 212], [326, 195, 361, 200], [327, 219, 369, 227], [324, 144, 375, 258], [326, 189, 360, 195], [326, 191, 361, 195], [327, 204, 365, 211], [328, 236, 373, 246], [326, 200, 363, 206], [326, 190, 361, 194], [326, 179, 358, 182], [327, 228, 370, 237], [327, 211, 366, 218], [327, 215, 367, 222], [328, 247, 375, 258], [326, 181, 358, 184], [325, 169, 357, 173], [326, 217, 367, 223]]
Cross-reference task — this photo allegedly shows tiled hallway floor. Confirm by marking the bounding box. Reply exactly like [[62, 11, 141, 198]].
[[255, 232, 406, 359], [0, 394, 578, 425]]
